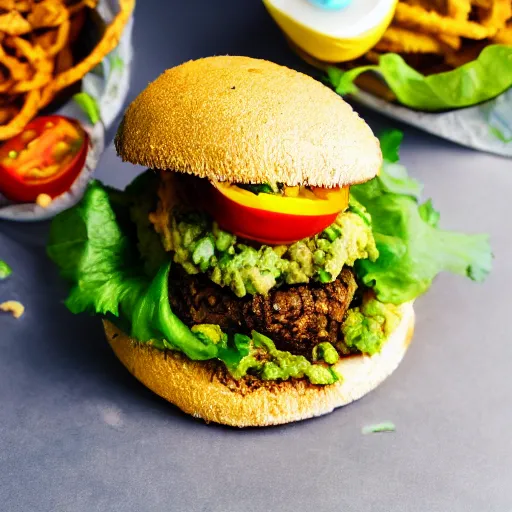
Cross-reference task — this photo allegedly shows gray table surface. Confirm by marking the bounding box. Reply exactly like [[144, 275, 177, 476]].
[[1, 1, 511, 511]]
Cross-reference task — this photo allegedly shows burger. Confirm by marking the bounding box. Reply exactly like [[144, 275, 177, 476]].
[[47, 56, 492, 427]]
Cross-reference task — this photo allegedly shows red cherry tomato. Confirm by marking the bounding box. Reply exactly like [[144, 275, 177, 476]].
[[208, 182, 349, 245], [0, 115, 89, 203]]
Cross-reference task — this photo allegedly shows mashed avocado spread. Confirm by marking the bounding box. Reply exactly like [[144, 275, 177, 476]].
[[159, 208, 377, 298], [174, 297, 402, 384], [342, 297, 402, 355], [191, 325, 341, 385]]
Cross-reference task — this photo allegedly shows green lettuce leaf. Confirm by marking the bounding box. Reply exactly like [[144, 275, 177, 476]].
[[351, 131, 493, 303], [47, 180, 147, 316], [418, 199, 440, 228], [327, 45, 512, 111], [351, 129, 423, 201], [0, 260, 12, 280], [378, 129, 403, 163], [130, 264, 219, 359]]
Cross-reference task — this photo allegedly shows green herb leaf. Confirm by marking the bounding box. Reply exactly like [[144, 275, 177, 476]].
[[362, 422, 396, 434], [326, 45, 512, 111], [237, 183, 275, 195], [73, 92, 101, 124], [0, 260, 12, 279], [379, 162, 423, 199]]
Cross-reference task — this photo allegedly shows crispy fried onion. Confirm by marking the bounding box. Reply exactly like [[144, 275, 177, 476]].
[[0, 0, 133, 141], [40, 0, 135, 108], [0, 300, 25, 319], [350, 0, 512, 76], [394, 3, 497, 39], [377, 26, 446, 53], [492, 21, 512, 43]]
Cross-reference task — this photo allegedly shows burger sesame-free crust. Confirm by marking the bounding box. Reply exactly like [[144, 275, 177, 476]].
[[103, 301, 414, 427], [114, 56, 382, 188]]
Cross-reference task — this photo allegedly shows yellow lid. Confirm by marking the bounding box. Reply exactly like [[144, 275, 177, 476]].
[[263, 0, 397, 62]]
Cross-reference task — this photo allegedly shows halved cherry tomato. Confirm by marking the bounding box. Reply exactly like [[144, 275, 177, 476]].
[[0, 115, 89, 203], [207, 181, 349, 245]]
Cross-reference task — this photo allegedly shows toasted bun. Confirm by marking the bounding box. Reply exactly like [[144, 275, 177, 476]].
[[104, 302, 414, 427], [114, 56, 381, 188]]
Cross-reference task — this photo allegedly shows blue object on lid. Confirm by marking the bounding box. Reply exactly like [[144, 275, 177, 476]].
[[307, 0, 352, 10]]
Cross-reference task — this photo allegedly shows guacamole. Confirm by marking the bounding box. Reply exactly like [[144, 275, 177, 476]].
[[341, 296, 402, 355], [194, 326, 342, 385], [162, 209, 378, 298], [185, 301, 404, 385]]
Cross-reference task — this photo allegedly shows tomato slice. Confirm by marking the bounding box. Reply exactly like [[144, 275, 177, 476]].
[[213, 181, 349, 216], [208, 181, 349, 245], [0, 115, 89, 203]]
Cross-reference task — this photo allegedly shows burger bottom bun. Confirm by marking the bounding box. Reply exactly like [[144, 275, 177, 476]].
[[104, 302, 414, 427]]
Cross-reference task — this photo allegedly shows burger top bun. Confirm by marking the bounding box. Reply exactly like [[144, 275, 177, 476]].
[[114, 56, 381, 188]]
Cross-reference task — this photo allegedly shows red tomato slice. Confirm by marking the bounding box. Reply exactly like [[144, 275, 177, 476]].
[[208, 182, 348, 245], [0, 115, 89, 203]]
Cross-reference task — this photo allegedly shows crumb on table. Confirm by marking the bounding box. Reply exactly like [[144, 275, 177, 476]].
[[36, 194, 53, 208], [0, 301, 25, 319]]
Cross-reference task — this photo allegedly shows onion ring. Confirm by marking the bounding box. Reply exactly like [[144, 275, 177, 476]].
[[39, 0, 135, 107], [0, 11, 32, 36], [379, 26, 446, 53], [0, 0, 132, 139], [394, 3, 497, 39], [0, 89, 39, 139]]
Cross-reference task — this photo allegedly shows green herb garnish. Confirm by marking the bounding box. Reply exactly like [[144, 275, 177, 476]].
[[0, 260, 12, 279], [237, 183, 276, 195], [362, 422, 396, 434]]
